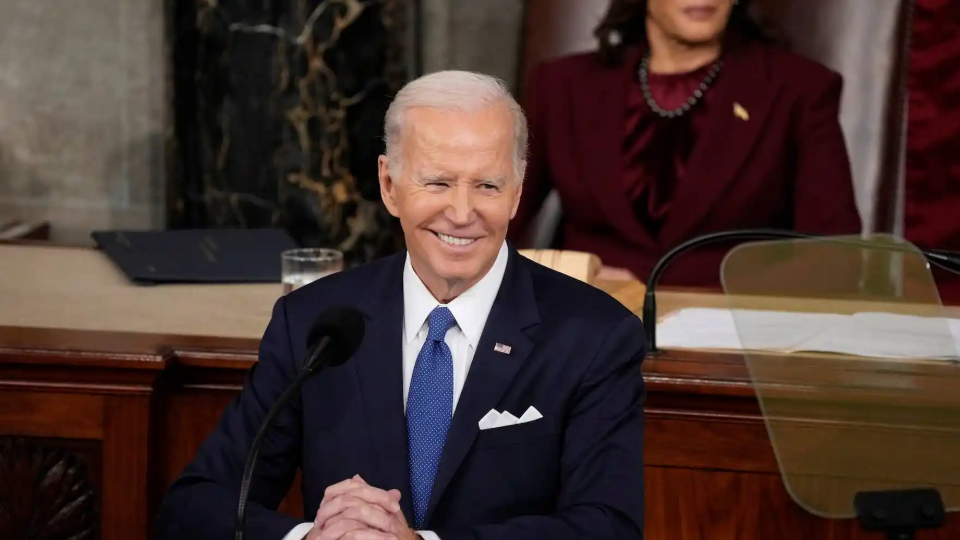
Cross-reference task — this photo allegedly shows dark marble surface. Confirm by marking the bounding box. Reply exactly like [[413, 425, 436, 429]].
[[167, 0, 410, 266]]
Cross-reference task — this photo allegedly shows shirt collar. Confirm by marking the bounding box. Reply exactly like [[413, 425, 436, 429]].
[[402, 241, 509, 348]]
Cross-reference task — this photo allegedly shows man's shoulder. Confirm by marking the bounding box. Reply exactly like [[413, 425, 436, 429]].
[[519, 256, 646, 375], [520, 256, 637, 330]]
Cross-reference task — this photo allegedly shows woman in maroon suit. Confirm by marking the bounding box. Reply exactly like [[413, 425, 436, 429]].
[[509, 0, 863, 286]]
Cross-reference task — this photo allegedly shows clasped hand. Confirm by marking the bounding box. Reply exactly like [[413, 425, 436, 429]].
[[307, 475, 418, 540]]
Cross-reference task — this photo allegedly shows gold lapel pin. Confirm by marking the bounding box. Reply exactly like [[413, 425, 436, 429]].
[[733, 102, 749, 121]]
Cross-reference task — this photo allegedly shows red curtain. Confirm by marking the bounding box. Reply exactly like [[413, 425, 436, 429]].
[[906, 0, 960, 302]]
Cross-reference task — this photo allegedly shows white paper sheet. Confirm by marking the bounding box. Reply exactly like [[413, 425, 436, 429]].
[[657, 308, 960, 360]]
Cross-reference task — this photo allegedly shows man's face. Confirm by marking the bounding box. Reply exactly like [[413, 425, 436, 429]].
[[378, 104, 522, 299]]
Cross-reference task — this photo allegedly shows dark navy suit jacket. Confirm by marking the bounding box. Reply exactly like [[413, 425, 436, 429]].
[[155, 246, 647, 540]]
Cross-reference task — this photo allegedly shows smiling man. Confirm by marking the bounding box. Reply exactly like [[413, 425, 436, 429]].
[[379, 77, 520, 304], [156, 71, 647, 540]]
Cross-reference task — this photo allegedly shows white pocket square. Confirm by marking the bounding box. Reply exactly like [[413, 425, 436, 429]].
[[478, 406, 543, 430]]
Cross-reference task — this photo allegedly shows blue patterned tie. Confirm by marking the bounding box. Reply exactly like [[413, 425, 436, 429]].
[[406, 306, 456, 528]]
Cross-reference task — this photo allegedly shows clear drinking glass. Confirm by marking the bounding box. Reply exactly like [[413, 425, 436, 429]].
[[281, 248, 343, 294]]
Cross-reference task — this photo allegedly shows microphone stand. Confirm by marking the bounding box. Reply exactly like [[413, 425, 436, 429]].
[[234, 336, 331, 540], [642, 229, 960, 352]]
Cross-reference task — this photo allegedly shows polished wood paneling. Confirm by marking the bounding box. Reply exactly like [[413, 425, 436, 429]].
[[647, 467, 803, 539], [0, 336, 165, 540], [645, 410, 778, 473], [161, 373, 305, 519], [102, 395, 154, 540], [0, 390, 105, 439], [647, 466, 959, 539], [161, 390, 239, 491]]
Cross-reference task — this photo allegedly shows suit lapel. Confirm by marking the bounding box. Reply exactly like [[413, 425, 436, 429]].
[[354, 254, 415, 521], [661, 44, 783, 246], [424, 248, 540, 523], [571, 48, 654, 248]]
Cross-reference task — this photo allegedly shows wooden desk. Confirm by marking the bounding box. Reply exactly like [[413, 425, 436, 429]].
[[1, 245, 958, 540]]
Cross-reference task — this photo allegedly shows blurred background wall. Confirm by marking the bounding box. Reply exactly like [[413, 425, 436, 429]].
[[420, 0, 526, 92], [0, 0, 167, 245]]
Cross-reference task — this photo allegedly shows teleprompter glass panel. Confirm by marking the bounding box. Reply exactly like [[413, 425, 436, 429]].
[[720, 234, 960, 518]]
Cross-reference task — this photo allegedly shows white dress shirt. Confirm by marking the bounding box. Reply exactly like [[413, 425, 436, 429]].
[[284, 242, 509, 540]]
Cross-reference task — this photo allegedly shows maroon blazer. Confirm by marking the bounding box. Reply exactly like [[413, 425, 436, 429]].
[[509, 43, 863, 287]]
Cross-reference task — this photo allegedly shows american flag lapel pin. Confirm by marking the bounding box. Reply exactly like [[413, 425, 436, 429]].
[[494, 343, 512, 355]]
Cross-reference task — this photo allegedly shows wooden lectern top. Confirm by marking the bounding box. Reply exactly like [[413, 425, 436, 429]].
[[0, 243, 747, 386], [0, 245, 644, 340], [0, 244, 280, 340]]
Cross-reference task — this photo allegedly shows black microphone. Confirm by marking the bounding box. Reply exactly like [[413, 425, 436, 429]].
[[234, 306, 366, 540], [642, 229, 960, 352]]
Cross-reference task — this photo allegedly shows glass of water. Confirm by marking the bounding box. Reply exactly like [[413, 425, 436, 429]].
[[281, 248, 343, 294]]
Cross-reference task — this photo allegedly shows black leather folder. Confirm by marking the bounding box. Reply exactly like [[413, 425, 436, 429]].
[[91, 228, 300, 284]]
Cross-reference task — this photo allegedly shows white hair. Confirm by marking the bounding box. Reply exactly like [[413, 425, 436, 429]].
[[383, 70, 528, 181]]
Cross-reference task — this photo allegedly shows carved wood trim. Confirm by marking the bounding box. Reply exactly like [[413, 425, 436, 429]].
[[0, 438, 100, 540]]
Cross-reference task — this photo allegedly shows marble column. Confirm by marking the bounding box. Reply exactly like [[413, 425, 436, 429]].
[[168, 0, 411, 265]]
